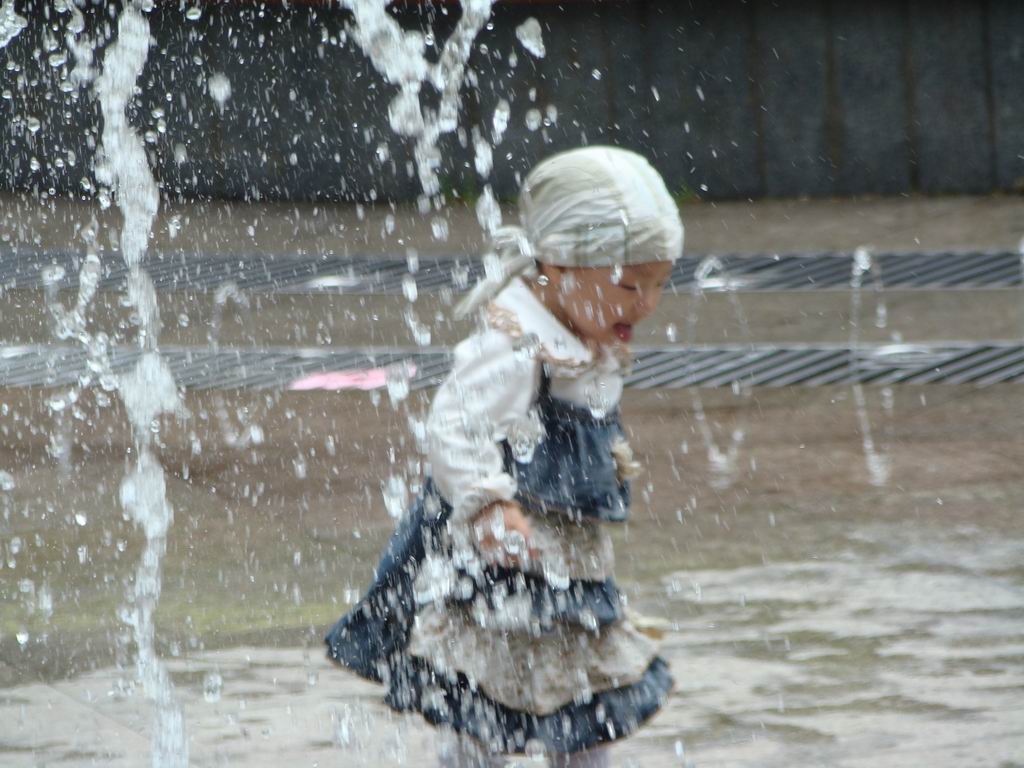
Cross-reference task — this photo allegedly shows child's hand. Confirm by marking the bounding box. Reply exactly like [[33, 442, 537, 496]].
[[472, 501, 538, 567]]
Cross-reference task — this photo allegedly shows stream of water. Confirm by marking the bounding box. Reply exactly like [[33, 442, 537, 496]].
[[95, 3, 187, 764]]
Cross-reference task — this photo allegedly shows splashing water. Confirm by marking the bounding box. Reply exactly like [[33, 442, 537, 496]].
[[492, 98, 511, 144], [515, 17, 546, 59], [340, 5, 505, 593], [208, 280, 251, 349], [0, 0, 26, 49], [95, 3, 188, 765], [849, 247, 892, 488], [340, 0, 497, 198], [207, 71, 232, 113], [686, 256, 754, 490], [342, 0, 500, 364], [382, 474, 409, 519]]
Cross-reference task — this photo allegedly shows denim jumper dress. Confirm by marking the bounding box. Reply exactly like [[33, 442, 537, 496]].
[[325, 367, 672, 754]]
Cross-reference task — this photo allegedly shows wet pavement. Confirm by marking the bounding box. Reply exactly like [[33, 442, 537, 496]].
[[1, 195, 1023, 766], [4, 193, 1024, 259], [2, 381, 1022, 767]]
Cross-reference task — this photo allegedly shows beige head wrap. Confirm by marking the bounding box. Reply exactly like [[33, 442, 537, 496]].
[[454, 145, 684, 319]]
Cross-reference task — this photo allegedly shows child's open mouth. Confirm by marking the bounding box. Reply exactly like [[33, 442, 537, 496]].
[[613, 323, 633, 342]]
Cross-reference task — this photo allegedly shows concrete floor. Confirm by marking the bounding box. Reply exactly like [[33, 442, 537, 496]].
[[3, 193, 1024, 261], [1, 194, 1023, 766], [1, 384, 1023, 766]]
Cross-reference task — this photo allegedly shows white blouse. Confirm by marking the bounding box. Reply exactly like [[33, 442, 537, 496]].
[[427, 278, 626, 524]]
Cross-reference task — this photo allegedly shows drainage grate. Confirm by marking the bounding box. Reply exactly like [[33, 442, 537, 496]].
[[2, 343, 1021, 390], [2, 249, 1021, 294]]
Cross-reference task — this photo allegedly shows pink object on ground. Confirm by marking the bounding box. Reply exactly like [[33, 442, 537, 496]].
[[288, 364, 415, 391]]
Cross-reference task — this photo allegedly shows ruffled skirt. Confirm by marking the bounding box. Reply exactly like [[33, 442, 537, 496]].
[[324, 482, 673, 755]]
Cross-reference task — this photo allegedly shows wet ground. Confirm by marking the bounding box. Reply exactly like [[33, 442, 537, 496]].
[[5, 192, 1024, 258], [1, 195, 1023, 766], [1, 384, 1022, 767]]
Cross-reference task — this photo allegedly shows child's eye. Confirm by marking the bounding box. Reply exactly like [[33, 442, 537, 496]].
[[619, 284, 638, 292]]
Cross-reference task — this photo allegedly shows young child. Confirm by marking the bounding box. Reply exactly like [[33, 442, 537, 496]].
[[326, 146, 683, 767]]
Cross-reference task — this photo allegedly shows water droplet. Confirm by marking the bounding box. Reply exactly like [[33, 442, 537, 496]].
[[475, 186, 502, 234], [591, 68, 602, 80], [401, 274, 418, 303], [37, 586, 53, 619], [513, 333, 542, 364], [524, 108, 542, 131], [542, 558, 571, 591], [875, 301, 888, 329], [386, 361, 413, 404], [403, 307, 431, 346], [515, 17, 545, 59], [507, 409, 543, 464], [665, 323, 678, 342], [16, 629, 29, 648], [382, 474, 408, 519], [473, 130, 493, 177], [0, 470, 15, 491], [75, 512, 87, 526], [694, 255, 736, 291], [203, 672, 223, 703], [41, 263, 67, 286], [503, 530, 528, 559], [25, 116, 41, 133], [207, 71, 231, 111], [853, 246, 872, 279], [586, 383, 610, 419], [492, 99, 511, 144], [185, 6, 202, 21]]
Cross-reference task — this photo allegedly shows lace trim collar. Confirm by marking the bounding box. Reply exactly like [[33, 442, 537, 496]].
[[486, 278, 630, 376]]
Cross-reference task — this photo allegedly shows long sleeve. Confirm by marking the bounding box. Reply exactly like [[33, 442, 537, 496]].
[[427, 328, 540, 525]]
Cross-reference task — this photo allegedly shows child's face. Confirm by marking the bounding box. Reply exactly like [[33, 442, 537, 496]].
[[538, 261, 674, 346]]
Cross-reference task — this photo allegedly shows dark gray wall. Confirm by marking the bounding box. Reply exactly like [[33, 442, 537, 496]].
[[2, 0, 1023, 203]]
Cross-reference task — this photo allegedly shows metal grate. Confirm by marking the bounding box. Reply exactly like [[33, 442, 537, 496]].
[[2, 248, 1021, 294], [2, 343, 1022, 390]]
